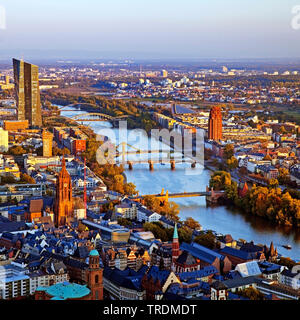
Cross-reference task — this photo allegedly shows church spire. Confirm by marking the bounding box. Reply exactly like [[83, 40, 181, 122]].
[[270, 241, 275, 256], [172, 223, 180, 271], [173, 223, 178, 240]]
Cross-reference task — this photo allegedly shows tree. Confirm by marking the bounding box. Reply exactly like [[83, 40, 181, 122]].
[[223, 144, 234, 160], [278, 168, 290, 185], [277, 256, 298, 268], [20, 173, 36, 184], [143, 195, 161, 211], [112, 174, 124, 194], [178, 227, 193, 243], [102, 201, 115, 212], [226, 156, 238, 170], [184, 217, 201, 230], [269, 179, 279, 189], [123, 182, 138, 196], [0, 176, 17, 185], [225, 181, 238, 203], [163, 202, 180, 221], [53, 146, 70, 156], [143, 222, 170, 242], [194, 231, 216, 249], [8, 145, 26, 155], [209, 171, 232, 191], [239, 287, 265, 300], [117, 218, 132, 227]]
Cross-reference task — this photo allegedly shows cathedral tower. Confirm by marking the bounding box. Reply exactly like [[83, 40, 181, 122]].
[[54, 157, 73, 227]]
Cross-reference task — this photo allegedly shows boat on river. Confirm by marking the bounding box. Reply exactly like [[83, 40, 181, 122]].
[[282, 244, 292, 250]]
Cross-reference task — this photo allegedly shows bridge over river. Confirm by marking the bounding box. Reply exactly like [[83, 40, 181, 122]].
[[130, 188, 225, 204]]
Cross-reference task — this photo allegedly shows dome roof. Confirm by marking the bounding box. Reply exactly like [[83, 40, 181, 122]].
[[89, 249, 99, 256]]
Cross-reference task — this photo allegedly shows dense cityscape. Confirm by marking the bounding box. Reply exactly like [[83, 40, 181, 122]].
[[2, 1, 300, 309], [1, 57, 300, 302]]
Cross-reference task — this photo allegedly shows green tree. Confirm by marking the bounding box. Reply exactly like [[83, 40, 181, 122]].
[[117, 218, 132, 227], [178, 227, 193, 243], [194, 231, 216, 249]]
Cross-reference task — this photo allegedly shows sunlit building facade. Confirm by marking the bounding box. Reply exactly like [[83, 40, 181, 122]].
[[13, 58, 42, 127]]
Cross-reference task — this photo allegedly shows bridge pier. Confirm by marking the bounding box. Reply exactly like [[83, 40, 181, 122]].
[[148, 161, 154, 171], [128, 162, 133, 171], [191, 162, 196, 169], [170, 160, 175, 171]]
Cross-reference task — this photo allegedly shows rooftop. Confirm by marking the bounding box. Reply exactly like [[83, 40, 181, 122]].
[[36, 281, 90, 300]]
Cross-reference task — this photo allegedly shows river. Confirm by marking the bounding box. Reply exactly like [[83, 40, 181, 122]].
[[61, 107, 300, 261]]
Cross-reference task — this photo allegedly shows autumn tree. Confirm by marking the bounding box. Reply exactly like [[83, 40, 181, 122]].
[[226, 156, 238, 170], [209, 171, 232, 191], [184, 217, 201, 230], [223, 144, 234, 160], [20, 173, 36, 184], [239, 287, 265, 300]]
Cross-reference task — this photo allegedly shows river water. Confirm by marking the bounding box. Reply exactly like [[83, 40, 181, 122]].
[[61, 107, 300, 261]]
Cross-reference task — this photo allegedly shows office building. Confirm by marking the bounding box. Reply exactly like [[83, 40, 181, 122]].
[[13, 58, 42, 127]]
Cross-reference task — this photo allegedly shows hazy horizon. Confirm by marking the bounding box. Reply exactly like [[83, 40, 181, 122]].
[[1, 0, 300, 61]]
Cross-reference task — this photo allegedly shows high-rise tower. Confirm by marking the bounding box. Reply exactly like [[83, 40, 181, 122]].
[[208, 106, 222, 141], [54, 157, 73, 227], [42, 129, 53, 157], [13, 58, 42, 127]]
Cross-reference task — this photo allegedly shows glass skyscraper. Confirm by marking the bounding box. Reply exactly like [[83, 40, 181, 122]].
[[13, 58, 42, 127]]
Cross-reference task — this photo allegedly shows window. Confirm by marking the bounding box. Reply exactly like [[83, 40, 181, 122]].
[[95, 275, 99, 284]]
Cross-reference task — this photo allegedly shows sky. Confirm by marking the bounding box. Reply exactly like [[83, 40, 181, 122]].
[[0, 0, 300, 60]]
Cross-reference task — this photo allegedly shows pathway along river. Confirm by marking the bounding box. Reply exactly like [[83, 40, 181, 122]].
[[61, 107, 300, 260]]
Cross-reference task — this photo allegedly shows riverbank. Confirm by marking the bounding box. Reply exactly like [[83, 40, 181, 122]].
[[60, 105, 300, 260], [209, 171, 300, 229]]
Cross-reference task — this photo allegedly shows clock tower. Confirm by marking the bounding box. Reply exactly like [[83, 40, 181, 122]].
[[54, 157, 73, 227]]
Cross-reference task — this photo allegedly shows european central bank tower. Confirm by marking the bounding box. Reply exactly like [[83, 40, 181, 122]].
[[13, 58, 42, 127]]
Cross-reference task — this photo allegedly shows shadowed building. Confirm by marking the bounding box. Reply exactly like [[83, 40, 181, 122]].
[[208, 106, 222, 141], [13, 58, 42, 127]]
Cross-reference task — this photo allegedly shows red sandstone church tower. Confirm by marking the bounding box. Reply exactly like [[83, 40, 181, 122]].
[[87, 249, 103, 300], [54, 157, 73, 227], [208, 106, 223, 141], [172, 224, 180, 271]]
